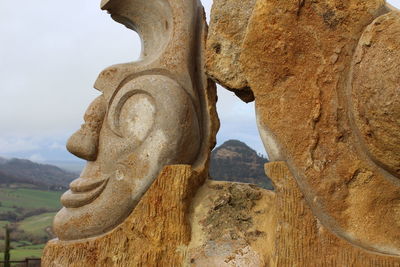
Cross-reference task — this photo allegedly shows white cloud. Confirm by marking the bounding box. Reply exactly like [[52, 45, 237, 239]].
[[28, 153, 46, 163], [0, 137, 39, 154], [388, 0, 400, 9], [50, 142, 65, 151], [0, 0, 140, 138], [215, 87, 265, 154]]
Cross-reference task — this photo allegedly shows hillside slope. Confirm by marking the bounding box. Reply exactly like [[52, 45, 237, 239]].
[[0, 139, 272, 190], [209, 140, 273, 189], [0, 157, 75, 189]]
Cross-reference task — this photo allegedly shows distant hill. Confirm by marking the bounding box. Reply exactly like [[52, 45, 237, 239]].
[[44, 160, 85, 174], [209, 140, 273, 190], [0, 140, 273, 190], [0, 157, 76, 190]]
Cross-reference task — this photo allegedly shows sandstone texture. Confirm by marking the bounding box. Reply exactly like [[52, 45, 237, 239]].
[[207, 0, 400, 261], [351, 12, 400, 178], [206, 0, 256, 102], [266, 162, 400, 266], [186, 162, 400, 267]]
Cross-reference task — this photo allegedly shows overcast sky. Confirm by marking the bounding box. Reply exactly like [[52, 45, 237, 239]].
[[0, 0, 399, 163]]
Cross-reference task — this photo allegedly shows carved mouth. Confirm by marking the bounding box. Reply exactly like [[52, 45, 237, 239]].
[[61, 177, 109, 208]]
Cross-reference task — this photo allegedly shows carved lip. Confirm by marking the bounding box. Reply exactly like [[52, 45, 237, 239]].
[[70, 177, 108, 192], [61, 177, 109, 208]]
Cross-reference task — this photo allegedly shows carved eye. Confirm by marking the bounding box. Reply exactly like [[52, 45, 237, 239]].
[[119, 93, 156, 139], [108, 88, 156, 140]]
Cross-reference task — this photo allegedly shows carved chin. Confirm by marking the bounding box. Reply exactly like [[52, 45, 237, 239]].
[[53, 176, 141, 241]]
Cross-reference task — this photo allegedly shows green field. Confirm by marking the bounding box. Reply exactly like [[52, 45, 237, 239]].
[[10, 248, 43, 260], [0, 244, 44, 261], [0, 187, 62, 261], [0, 221, 7, 228], [19, 212, 56, 237], [0, 188, 62, 211], [11, 240, 33, 248]]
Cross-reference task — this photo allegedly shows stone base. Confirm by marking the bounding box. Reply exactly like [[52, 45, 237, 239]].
[[43, 162, 400, 266], [267, 162, 400, 266], [42, 165, 204, 267]]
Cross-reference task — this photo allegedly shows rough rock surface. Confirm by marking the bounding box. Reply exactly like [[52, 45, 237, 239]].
[[351, 12, 400, 178], [186, 180, 275, 266], [206, 0, 400, 261], [266, 162, 400, 266], [206, 0, 256, 102], [185, 163, 400, 267]]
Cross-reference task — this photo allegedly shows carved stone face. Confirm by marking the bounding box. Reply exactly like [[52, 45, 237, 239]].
[[53, 75, 201, 240]]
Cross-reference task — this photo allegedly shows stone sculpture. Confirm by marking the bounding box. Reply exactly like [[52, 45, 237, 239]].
[[206, 0, 400, 264], [51, 0, 217, 242], [43, 0, 400, 265]]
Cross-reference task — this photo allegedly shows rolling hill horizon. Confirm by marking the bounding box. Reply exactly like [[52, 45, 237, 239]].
[[0, 139, 272, 189]]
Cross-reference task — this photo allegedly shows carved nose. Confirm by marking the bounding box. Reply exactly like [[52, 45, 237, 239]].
[[67, 95, 106, 161], [67, 129, 99, 161]]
